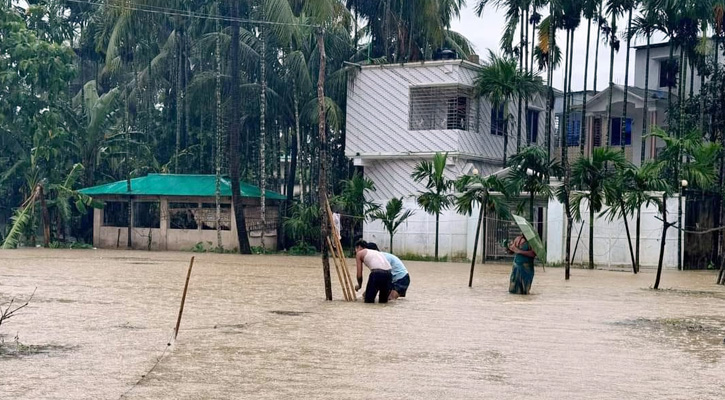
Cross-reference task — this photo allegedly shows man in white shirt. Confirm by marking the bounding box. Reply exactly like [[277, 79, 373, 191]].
[[354, 239, 393, 303]]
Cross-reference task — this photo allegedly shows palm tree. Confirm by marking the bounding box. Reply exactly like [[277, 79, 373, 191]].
[[570, 148, 627, 269], [411, 152, 454, 261], [617, 162, 669, 273], [454, 173, 510, 287], [507, 145, 558, 222], [649, 127, 720, 288], [475, 50, 545, 167], [369, 197, 415, 253], [336, 171, 378, 251]]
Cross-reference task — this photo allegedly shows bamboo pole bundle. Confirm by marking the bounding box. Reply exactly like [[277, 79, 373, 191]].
[[325, 197, 356, 301]]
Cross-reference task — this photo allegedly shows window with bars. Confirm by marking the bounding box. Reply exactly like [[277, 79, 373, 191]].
[[409, 86, 474, 131]]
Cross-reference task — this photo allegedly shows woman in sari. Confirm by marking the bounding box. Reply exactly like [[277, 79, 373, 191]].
[[508, 235, 537, 294]]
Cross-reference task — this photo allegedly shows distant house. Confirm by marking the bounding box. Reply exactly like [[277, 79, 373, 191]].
[[79, 174, 285, 251], [345, 59, 549, 259], [548, 40, 722, 269], [554, 40, 723, 166]]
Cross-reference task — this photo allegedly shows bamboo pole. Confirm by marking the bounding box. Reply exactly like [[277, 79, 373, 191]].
[[174, 256, 195, 340], [327, 236, 351, 301], [325, 197, 356, 301]]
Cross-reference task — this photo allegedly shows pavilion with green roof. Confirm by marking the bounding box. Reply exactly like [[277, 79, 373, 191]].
[[80, 174, 285, 251]]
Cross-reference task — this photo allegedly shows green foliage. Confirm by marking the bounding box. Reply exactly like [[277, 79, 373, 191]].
[[289, 242, 317, 255], [369, 197, 415, 252], [283, 202, 320, 248], [475, 50, 546, 108], [570, 148, 628, 221], [454, 174, 511, 219], [411, 152, 454, 216]]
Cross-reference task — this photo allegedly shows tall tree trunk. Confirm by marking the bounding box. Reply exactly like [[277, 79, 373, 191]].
[[215, 14, 223, 249], [523, 7, 530, 145], [654, 194, 668, 289], [435, 212, 440, 262], [620, 8, 633, 154], [620, 198, 637, 272], [593, 0, 603, 93], [468, 200, 485, 287], [580, 17, 593, 156], [635, 206, 641, 273], [260, 24, 267, 251], [605, 14, 617, 149], [667, 42, 674, 113], [545, 3, 555, 168], [589, 203, 594, 269], [229, 1, 251, 254], [40, 185, 50, 247], [317, 29, 332, 300], [502, 102, 509, 167], [641, 35, 651, 164], [563, 30, 574, 280], [516, 12, 524, 152], [677, 51, 687, 270], [175, 25, 183, 173]]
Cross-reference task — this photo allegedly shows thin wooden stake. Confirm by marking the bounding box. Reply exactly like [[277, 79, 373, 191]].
[[327, 236, 350, 301], [174, 256, 195, 340]]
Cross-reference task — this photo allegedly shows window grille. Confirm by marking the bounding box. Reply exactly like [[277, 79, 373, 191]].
[[409, 85, 475, 131]]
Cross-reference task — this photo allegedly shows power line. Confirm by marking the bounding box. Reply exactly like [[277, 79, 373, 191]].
[[64, 0, 321, 28]]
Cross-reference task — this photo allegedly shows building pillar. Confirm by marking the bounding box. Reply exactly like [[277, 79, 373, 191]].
[[160, 198, 169, 250], [93, 208, 101, 247]]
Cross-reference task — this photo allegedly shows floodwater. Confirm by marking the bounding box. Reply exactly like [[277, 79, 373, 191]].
[[1, 249, 724, 399]]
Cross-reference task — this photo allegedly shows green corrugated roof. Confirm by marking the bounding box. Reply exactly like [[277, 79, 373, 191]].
[[79, 174, 286, 200]]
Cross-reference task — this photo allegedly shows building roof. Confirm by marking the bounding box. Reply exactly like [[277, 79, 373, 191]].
[[79, 174, 286, 200], [633, 41, 671, 50]]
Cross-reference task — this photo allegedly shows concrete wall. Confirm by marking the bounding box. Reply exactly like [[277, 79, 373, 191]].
[[634, 45, 704, 95], [93, 196, 278, 251], [547, 194, 681, 269], [363, 200, 473, 259]]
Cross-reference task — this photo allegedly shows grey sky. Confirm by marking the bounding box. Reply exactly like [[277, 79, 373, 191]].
[[451, 3, 667, 92]]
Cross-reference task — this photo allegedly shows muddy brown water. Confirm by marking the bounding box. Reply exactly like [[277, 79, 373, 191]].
[[1, 249, 723, 399]]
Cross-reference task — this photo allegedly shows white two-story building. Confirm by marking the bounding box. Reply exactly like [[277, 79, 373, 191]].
[[345, 59, 548, 259]]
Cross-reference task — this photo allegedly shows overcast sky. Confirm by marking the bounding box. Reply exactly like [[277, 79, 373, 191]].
[[451, 4, 668, 91]]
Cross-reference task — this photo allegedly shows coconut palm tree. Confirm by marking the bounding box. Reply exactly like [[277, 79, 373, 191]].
[[369, 197, 415, 253], [454, 173, 510, 287], [475, 50, 545, 167], [412, 152, 454, 262], [570, 148, 627, 269]]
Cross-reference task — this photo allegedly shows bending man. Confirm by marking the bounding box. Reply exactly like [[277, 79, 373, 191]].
[[354, 239, 392, 303], [367, 243, 410, 300]]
